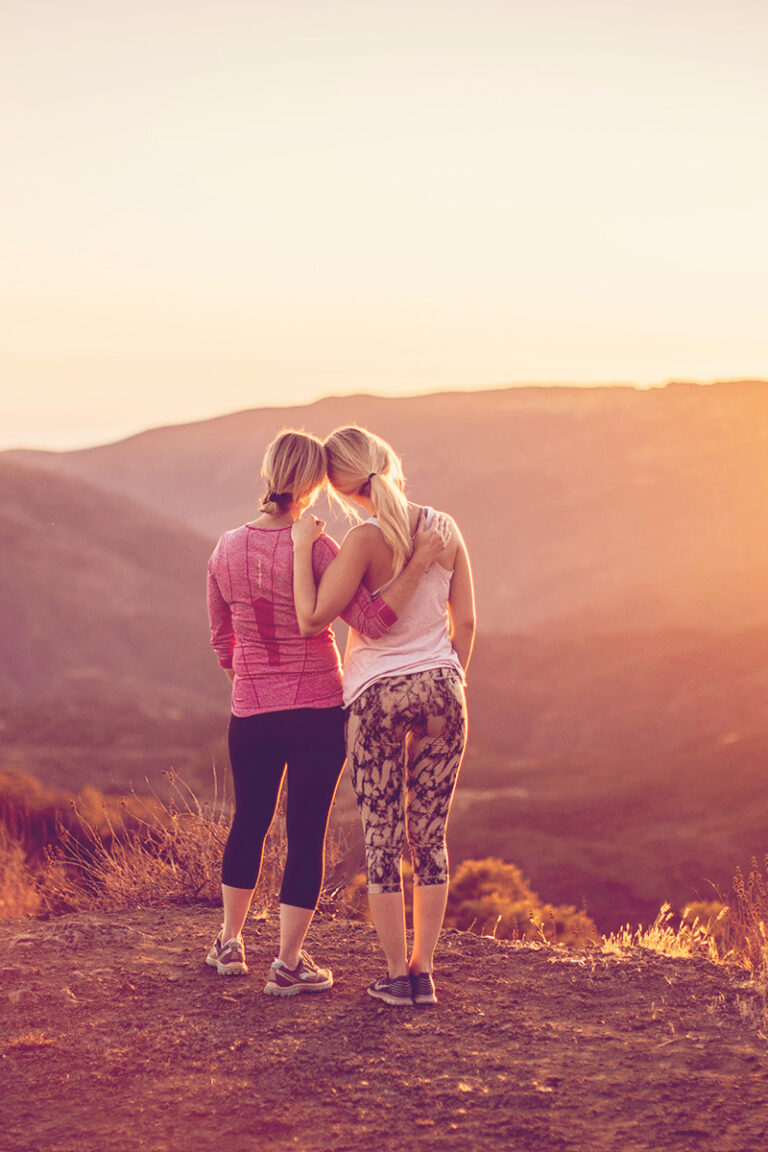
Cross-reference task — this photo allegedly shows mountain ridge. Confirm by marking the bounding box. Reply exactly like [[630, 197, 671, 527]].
[[6, 381, 768, 634]]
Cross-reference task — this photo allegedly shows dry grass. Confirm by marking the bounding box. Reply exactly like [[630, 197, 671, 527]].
[[44, 771, 287, 914], [0, 826, 42, 918], [602, 902, 728, 961], [600, 861, 768, 991], [0, 767, 345, 920], [7, 757, 768, 1005], [727, 858, 768, 974]]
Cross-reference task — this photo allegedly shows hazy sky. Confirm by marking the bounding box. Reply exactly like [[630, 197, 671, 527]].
[[3, 0, 767, 449]]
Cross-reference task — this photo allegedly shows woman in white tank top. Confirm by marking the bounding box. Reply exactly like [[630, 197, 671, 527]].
[[292, 425, 476, 1006]]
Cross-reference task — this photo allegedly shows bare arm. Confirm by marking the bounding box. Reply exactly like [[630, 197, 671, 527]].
[[292, 525, 370, 637], [447, 527, 476, 672], [292, 514, 448, 638]]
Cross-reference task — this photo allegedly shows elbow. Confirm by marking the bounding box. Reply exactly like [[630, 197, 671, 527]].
[[298, 619, 323, 638]]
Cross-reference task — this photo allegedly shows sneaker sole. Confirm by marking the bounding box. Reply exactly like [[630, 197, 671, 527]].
[[367, 987, 413, 1006], [412, 992, 437, 1005], [264, 978, 333, 996], [205, 955, 248, 976]]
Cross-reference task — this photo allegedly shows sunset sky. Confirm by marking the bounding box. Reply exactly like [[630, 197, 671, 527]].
[[3, 0, 767, 449]]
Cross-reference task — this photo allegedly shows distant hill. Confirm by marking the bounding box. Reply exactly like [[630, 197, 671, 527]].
[[0, 458, 227, 789], [6, 380, 768, 633]]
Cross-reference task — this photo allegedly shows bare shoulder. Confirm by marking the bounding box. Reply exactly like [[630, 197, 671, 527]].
[[342, 522, 382, 552]]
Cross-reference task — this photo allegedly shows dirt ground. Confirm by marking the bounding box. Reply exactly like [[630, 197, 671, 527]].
[[2, 906, 768, 1152]]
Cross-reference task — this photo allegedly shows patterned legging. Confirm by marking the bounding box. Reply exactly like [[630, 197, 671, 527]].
[[346, 667, 467, 894]]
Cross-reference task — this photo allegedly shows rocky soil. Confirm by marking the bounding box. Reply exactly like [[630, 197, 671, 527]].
[[2, 907, 768, 1152]]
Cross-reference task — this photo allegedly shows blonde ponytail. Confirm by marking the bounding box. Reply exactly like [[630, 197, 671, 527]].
[[259, 429, 326, 516], [324, 426, 413, 574]]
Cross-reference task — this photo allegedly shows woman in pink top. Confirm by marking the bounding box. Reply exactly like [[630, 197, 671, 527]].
[[292, 425, 476, 1006], [206, 429, 443, 995]]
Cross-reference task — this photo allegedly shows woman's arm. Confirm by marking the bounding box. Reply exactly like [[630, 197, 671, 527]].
[[447, 526, 476, 672], [207, 564, 236, 672], [339, 521, 448, 636], [292, 521, 370, 638], [291, 514, 447, 638]]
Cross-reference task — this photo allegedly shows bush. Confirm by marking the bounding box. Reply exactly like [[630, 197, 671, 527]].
[[338, 855, 599, 945], [446, 857, 598, 944]]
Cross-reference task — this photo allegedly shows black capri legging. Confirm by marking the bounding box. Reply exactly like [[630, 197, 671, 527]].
[[221, 706, 346, 909]]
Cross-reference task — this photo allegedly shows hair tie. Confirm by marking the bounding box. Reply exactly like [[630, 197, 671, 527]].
[[368, 472, 377, 481]]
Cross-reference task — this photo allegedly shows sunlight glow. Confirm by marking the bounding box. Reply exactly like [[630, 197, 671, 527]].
[[2, 0, 767, 448]]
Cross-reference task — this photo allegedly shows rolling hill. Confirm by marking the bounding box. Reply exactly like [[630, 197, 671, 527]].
[[6, 380, 768, 634], [0, 458, 227, 789]]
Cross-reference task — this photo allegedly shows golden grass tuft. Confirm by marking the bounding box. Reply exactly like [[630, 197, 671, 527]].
[[600, 862, 768, 986], [0, 825, 43, 918], [601, 902, 728, 962]]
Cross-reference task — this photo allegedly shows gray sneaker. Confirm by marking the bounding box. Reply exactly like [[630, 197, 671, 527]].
[[367, 974, 413, 1006], [411, 971, 437, 1005], [205, 931, 248, 976], [264, 952, 333, 996]]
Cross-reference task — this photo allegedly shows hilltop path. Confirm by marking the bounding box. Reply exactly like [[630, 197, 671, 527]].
[[2, 908, 767, 1152]]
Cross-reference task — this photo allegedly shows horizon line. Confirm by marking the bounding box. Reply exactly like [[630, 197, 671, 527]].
[[3, 377, 767, 455]]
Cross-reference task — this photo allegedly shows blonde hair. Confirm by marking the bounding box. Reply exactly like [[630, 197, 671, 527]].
[[323, 425, 412, 574], [259, 429, 326, 516]]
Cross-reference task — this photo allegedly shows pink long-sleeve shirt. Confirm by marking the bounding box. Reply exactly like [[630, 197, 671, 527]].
[[207, 523, 397, 716]]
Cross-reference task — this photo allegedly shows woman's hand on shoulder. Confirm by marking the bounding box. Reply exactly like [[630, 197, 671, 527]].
[[411, 513, 448, 567], [291, 510, 325, 549], [412, 511, 454, 568]]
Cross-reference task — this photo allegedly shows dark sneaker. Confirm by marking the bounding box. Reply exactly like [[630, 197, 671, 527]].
[[367, 974, 413, 1006], [264, 952, 333, 996], [205, 931, 248, 976], [411, 971, 437, 1005]]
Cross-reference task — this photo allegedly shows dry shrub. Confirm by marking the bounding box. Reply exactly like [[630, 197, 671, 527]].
[[44, 772, 287, 913], [337, 856, 599, 946], [446, 857, 599, 945], [0, 825, 42, 918], [727, 858, 768, 974]]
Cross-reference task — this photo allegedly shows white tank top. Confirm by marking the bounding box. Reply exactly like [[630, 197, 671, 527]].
[[342, 509, 464, 706]]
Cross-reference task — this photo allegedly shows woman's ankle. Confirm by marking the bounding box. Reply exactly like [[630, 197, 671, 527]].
[[409, 960, 433, 976]]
